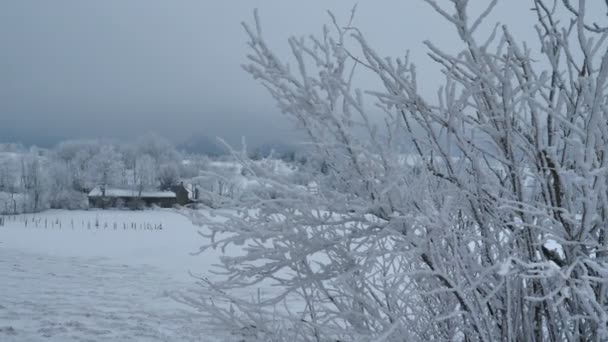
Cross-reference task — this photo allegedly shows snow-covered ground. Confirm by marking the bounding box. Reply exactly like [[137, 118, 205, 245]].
[[0, 209, 238, 341]]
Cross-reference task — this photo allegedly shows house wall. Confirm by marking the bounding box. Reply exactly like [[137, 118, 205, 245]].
[[142, 197, 177, 208], [170, 185, 190, 206], [174, 189, 190, 205]]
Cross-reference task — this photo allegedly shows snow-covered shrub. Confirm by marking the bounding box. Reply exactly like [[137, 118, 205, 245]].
[[48, 189, 88, 210], [188, 157, 295, 208], [184, 2, 608, 341]]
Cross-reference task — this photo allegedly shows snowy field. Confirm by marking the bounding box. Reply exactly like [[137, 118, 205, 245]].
[[0, 209, 240, 341]]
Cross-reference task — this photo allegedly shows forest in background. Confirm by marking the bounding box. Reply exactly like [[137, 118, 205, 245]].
[[0, 133, 310, 214]]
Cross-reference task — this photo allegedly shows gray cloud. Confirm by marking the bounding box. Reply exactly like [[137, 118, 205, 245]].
[[0, 1, 594, 147]]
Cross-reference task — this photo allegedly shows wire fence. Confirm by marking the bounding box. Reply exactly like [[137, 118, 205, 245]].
[[0, 214, 164, 231]]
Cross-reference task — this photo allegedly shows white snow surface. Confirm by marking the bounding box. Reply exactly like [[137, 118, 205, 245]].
[[0, 209, 244, 341], [88, 187, 176, 198]]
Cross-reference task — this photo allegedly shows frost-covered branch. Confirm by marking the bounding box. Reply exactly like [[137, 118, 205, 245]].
[[186, 1, 608, 341]]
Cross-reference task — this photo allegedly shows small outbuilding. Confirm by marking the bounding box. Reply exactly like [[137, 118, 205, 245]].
[[168, 182, 192, 206]]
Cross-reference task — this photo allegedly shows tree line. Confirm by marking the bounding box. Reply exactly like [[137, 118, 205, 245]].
[[0, 133, 195, 214]]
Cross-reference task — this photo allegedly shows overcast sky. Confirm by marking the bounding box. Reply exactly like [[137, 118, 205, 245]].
[[0, 1, 586, 147]]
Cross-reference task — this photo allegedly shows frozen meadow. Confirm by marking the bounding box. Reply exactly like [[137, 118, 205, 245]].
[[0, 209, 249, 341]]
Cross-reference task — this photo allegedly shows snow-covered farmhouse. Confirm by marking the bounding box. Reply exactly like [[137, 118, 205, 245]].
[[88, 187, 180, 209]]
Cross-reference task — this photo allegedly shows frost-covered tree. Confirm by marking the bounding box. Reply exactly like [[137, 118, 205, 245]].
[[182, 1, 608, 341], [134, 154, 157, 195], [55, 139, 102, 192], [158, 163, 180, 190], [20, 149, 49, 212], [0, 156, 16, 192], [89, 145, 124, 195], [0, 155, 21, 214], [135, 132, 181, 166], [47, 161, 87, 209], [119, 143, 139, 187]]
